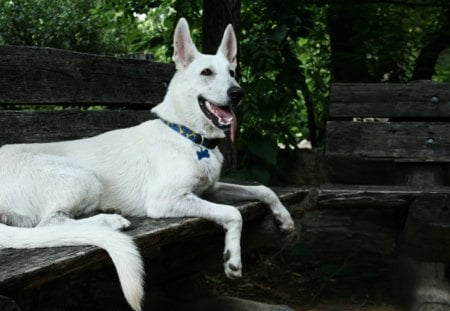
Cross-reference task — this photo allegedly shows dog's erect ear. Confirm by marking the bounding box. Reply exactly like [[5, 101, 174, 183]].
[[173, 18, 198, 68], [217, 24, 237, 69]]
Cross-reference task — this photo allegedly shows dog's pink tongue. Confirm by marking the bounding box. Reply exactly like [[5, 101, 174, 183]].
[[229, 109, 237, 143], [209, 104, 238, 142]]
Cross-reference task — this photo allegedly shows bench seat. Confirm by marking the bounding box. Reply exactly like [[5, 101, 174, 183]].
[[0, 188, 307, 294]]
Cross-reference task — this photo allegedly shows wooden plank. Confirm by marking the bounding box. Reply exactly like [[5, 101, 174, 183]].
[[0, 110, 155, 145], [329, 82, 450, 118], [0, 188, 307, 291], [326, 121, 450, 162], [404, 195, 450, 262], [324, 155, 399, 185], [301, 207, 398, 255], [0, 45, 174, 106], [302, 185, 450, 257], [318, 184, 450, 208]]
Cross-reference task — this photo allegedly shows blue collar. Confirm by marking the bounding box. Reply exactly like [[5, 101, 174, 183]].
[[158, 117, 220, 149]]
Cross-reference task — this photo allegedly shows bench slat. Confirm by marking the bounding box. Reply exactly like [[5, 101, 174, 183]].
[[318, 184, 450, 208], [0, 110, 154, 145], [0, 45, 174, 106], [329, 82, 450, 118], [326, 121, 450, 162]]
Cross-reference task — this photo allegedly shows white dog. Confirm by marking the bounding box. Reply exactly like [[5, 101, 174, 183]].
[[0, 18, 295, 311]]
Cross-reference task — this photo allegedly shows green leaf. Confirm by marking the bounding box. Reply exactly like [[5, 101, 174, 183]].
[[271, 24, 288, 43]]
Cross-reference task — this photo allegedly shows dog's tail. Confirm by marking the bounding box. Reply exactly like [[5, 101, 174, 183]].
[[0, 223, 144, 311]]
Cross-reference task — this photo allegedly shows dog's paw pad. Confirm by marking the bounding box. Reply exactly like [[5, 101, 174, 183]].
[[223, 250, 242, 279], [224, 262, 242, 279]]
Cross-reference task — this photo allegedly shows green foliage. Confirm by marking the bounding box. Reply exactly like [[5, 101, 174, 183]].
[[233, 2, 330, 183], [337, 4, 446, 82], [0, 0, 122, 53], [434, 48, 450, 82]]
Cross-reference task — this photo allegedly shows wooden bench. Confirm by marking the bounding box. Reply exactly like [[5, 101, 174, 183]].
[[0, 45, 305, 310], [301, 82, 450, 308]]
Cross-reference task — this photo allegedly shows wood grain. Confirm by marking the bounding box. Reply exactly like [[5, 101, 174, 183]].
[[0, 45, 175, 106], [329, 82, 450, 118], [326, 121, 450, 162], [0, 109, 155, 145], [318, 185, 450, 208]]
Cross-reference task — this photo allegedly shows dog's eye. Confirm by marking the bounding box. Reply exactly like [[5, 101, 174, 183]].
[[229, 70, 235, 78], [201, 68, 212, 76]]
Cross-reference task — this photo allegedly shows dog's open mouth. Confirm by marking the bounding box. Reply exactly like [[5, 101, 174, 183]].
[[199, 96, 237, 142]]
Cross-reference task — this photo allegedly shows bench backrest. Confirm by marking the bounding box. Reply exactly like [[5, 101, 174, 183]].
[[326, 82, 450, 186], [0, 45, 175, 145]]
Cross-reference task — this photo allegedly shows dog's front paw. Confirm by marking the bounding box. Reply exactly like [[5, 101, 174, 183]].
[[274, 208, 295, 233], [223, 250, 242, 279], [278, 216, 295, 233]]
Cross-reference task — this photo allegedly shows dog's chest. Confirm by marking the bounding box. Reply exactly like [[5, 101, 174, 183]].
[[189, 146, 222, 193]]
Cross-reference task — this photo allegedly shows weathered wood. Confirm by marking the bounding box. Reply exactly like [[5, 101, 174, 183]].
[[300, 185, 450, 257], [315, 185, 449, 257], [326, 121, 450, 162], [318, 185, 450, 209], [329, 82, 450, 118], [325, 82, 450, 307], [300, 188, 398, 255], [404, 195, 450, 262], [325, 155, 401, 185], [0, 188, 306, 292], [398, 164, 447, 188], [0, 45, 174, 106], [301, 207, 398, 255], [0, 109, 154, 145]]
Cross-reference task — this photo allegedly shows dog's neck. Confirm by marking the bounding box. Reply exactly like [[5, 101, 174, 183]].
[[156, 116, 220, 149]]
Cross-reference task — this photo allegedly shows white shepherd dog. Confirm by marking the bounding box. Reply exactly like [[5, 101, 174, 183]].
[[0, 18, 295, 311]]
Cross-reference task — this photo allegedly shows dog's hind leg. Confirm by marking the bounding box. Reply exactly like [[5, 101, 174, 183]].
[[205, 182, 295, 232], [147, 193, 243, 279], [38, 211, 131, 231]]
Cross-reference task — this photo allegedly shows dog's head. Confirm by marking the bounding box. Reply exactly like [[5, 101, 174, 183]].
[[154, 18, 244, 142]]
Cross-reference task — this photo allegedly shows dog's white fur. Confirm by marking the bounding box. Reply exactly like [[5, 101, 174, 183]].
[[0, 18, 294, 311]]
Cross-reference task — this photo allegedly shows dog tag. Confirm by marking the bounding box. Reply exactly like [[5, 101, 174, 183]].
[[196, 148, 210, 160]]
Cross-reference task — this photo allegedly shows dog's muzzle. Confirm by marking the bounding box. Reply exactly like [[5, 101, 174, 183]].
[[198, 87, 244, 143]]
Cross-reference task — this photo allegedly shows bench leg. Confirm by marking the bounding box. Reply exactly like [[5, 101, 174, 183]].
[[408, 260, 450, 311], [0, 295, 21, 311], [403, 195, 450, 310]]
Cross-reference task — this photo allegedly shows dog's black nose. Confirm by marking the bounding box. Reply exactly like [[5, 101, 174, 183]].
[[227, 86, 244, 104]]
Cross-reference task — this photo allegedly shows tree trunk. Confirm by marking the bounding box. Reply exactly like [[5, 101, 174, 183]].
[[202, 0, 240, 54], [411, 8, 450, 80], [328, 5, 373, 82]]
